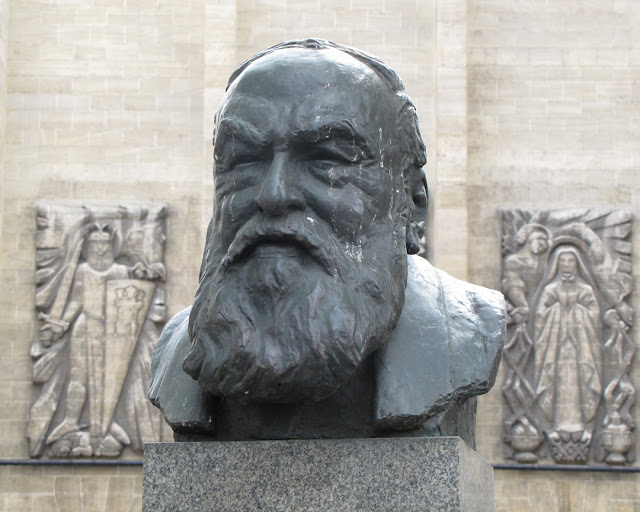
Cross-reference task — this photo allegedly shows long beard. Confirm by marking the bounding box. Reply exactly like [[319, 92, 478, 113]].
[[185, 212, 407, 403]]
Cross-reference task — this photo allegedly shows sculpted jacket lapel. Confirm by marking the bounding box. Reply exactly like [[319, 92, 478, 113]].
[[374, 255, 506, 432]]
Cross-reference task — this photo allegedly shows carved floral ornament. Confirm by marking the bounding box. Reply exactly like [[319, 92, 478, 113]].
[[27, 202, 171, 458], [501, 208, 635, 465]]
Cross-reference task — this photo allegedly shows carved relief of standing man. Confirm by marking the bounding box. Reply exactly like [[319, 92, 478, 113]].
[[43, 223, 132, 455], [27, 203, 170, 459]]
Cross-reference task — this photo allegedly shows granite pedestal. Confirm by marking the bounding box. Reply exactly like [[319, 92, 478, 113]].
[[143, 437, 493, 511]]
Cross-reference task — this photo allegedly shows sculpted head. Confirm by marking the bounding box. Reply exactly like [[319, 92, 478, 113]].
[[548, 245, 587, 285], [515, 223, 550, 256], [185, 40, 428, 403], [84, 223, 117, 271], [528, 232, 549, 255], [558, 251, 578, 279]]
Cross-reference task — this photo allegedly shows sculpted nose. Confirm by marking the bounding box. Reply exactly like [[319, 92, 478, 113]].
[[255, 152, 306, 215]]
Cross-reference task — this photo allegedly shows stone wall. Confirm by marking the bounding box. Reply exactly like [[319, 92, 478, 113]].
[[1, 0, 207, 442], [1, 465, 142, 511], [468, 1, 640, 509], [0, 0, 209, 509], [0, 0, 8, 281], [495, 470, 639, 512], [0, 0, 639, 510]]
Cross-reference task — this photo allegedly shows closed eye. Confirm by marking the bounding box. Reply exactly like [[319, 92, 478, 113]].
[[216, 145, 272, 172], [306, 141, 365, 165], [230, 153, 268, 169], [308, 148, 352, 165]]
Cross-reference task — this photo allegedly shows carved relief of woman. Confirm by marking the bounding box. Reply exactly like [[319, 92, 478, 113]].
[[533, 246, 602, 436]]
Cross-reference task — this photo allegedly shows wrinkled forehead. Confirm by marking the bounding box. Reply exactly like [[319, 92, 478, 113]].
[[219, 48, 397, 134]]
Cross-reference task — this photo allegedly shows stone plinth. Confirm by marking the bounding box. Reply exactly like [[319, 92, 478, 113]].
[[143, 437, 493, 511]]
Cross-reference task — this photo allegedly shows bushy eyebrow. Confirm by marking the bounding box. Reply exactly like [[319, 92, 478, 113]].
[[216, 117, 269, 148], [296, 120, 374, 159]]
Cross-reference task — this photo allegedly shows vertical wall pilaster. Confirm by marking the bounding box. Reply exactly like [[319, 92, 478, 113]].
[[203, 0, 238, 234], [0, 0, 8, 266], [432, 0, 468, 280]]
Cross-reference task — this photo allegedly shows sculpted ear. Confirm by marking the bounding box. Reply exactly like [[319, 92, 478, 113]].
[[405, 170, 428, 255]]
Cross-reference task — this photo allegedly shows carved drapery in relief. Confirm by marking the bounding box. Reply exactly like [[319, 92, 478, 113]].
[[501, 208, 635, 465], [27, 202, 172, 458]]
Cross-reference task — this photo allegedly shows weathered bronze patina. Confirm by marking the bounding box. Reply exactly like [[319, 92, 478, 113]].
[[149, 40, 505, 445]]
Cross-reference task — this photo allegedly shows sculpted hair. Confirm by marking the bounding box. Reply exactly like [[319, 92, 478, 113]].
[[220, 39, 428, 247]]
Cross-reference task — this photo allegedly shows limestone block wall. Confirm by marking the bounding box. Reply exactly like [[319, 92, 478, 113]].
[[468, 1, 640, 510], [0, 465, 143, 511], [1, 0, 208, 451], [0, 0, 8, 269], [494, 471, 640, 512], [0, 0, 209, 509]]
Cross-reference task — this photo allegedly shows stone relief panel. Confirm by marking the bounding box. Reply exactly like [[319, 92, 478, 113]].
[[27, 202, 171, 458], [501, 208, 635, 465]]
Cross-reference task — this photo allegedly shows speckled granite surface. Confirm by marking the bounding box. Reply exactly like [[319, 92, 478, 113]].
[[143, 437, 493, 511]]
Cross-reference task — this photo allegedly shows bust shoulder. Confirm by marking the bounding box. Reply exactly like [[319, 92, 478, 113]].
[[375, 255, 506, 432], [149, 307, 215, 434]]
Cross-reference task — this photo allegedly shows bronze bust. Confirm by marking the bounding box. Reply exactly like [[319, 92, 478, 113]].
[[150, 40, 505, 445]]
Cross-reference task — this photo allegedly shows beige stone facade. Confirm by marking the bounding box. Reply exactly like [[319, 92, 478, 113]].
[[0, 0, 638, 510]]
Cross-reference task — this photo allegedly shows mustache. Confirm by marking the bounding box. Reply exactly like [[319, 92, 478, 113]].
[[220, 213, 337, 276]]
